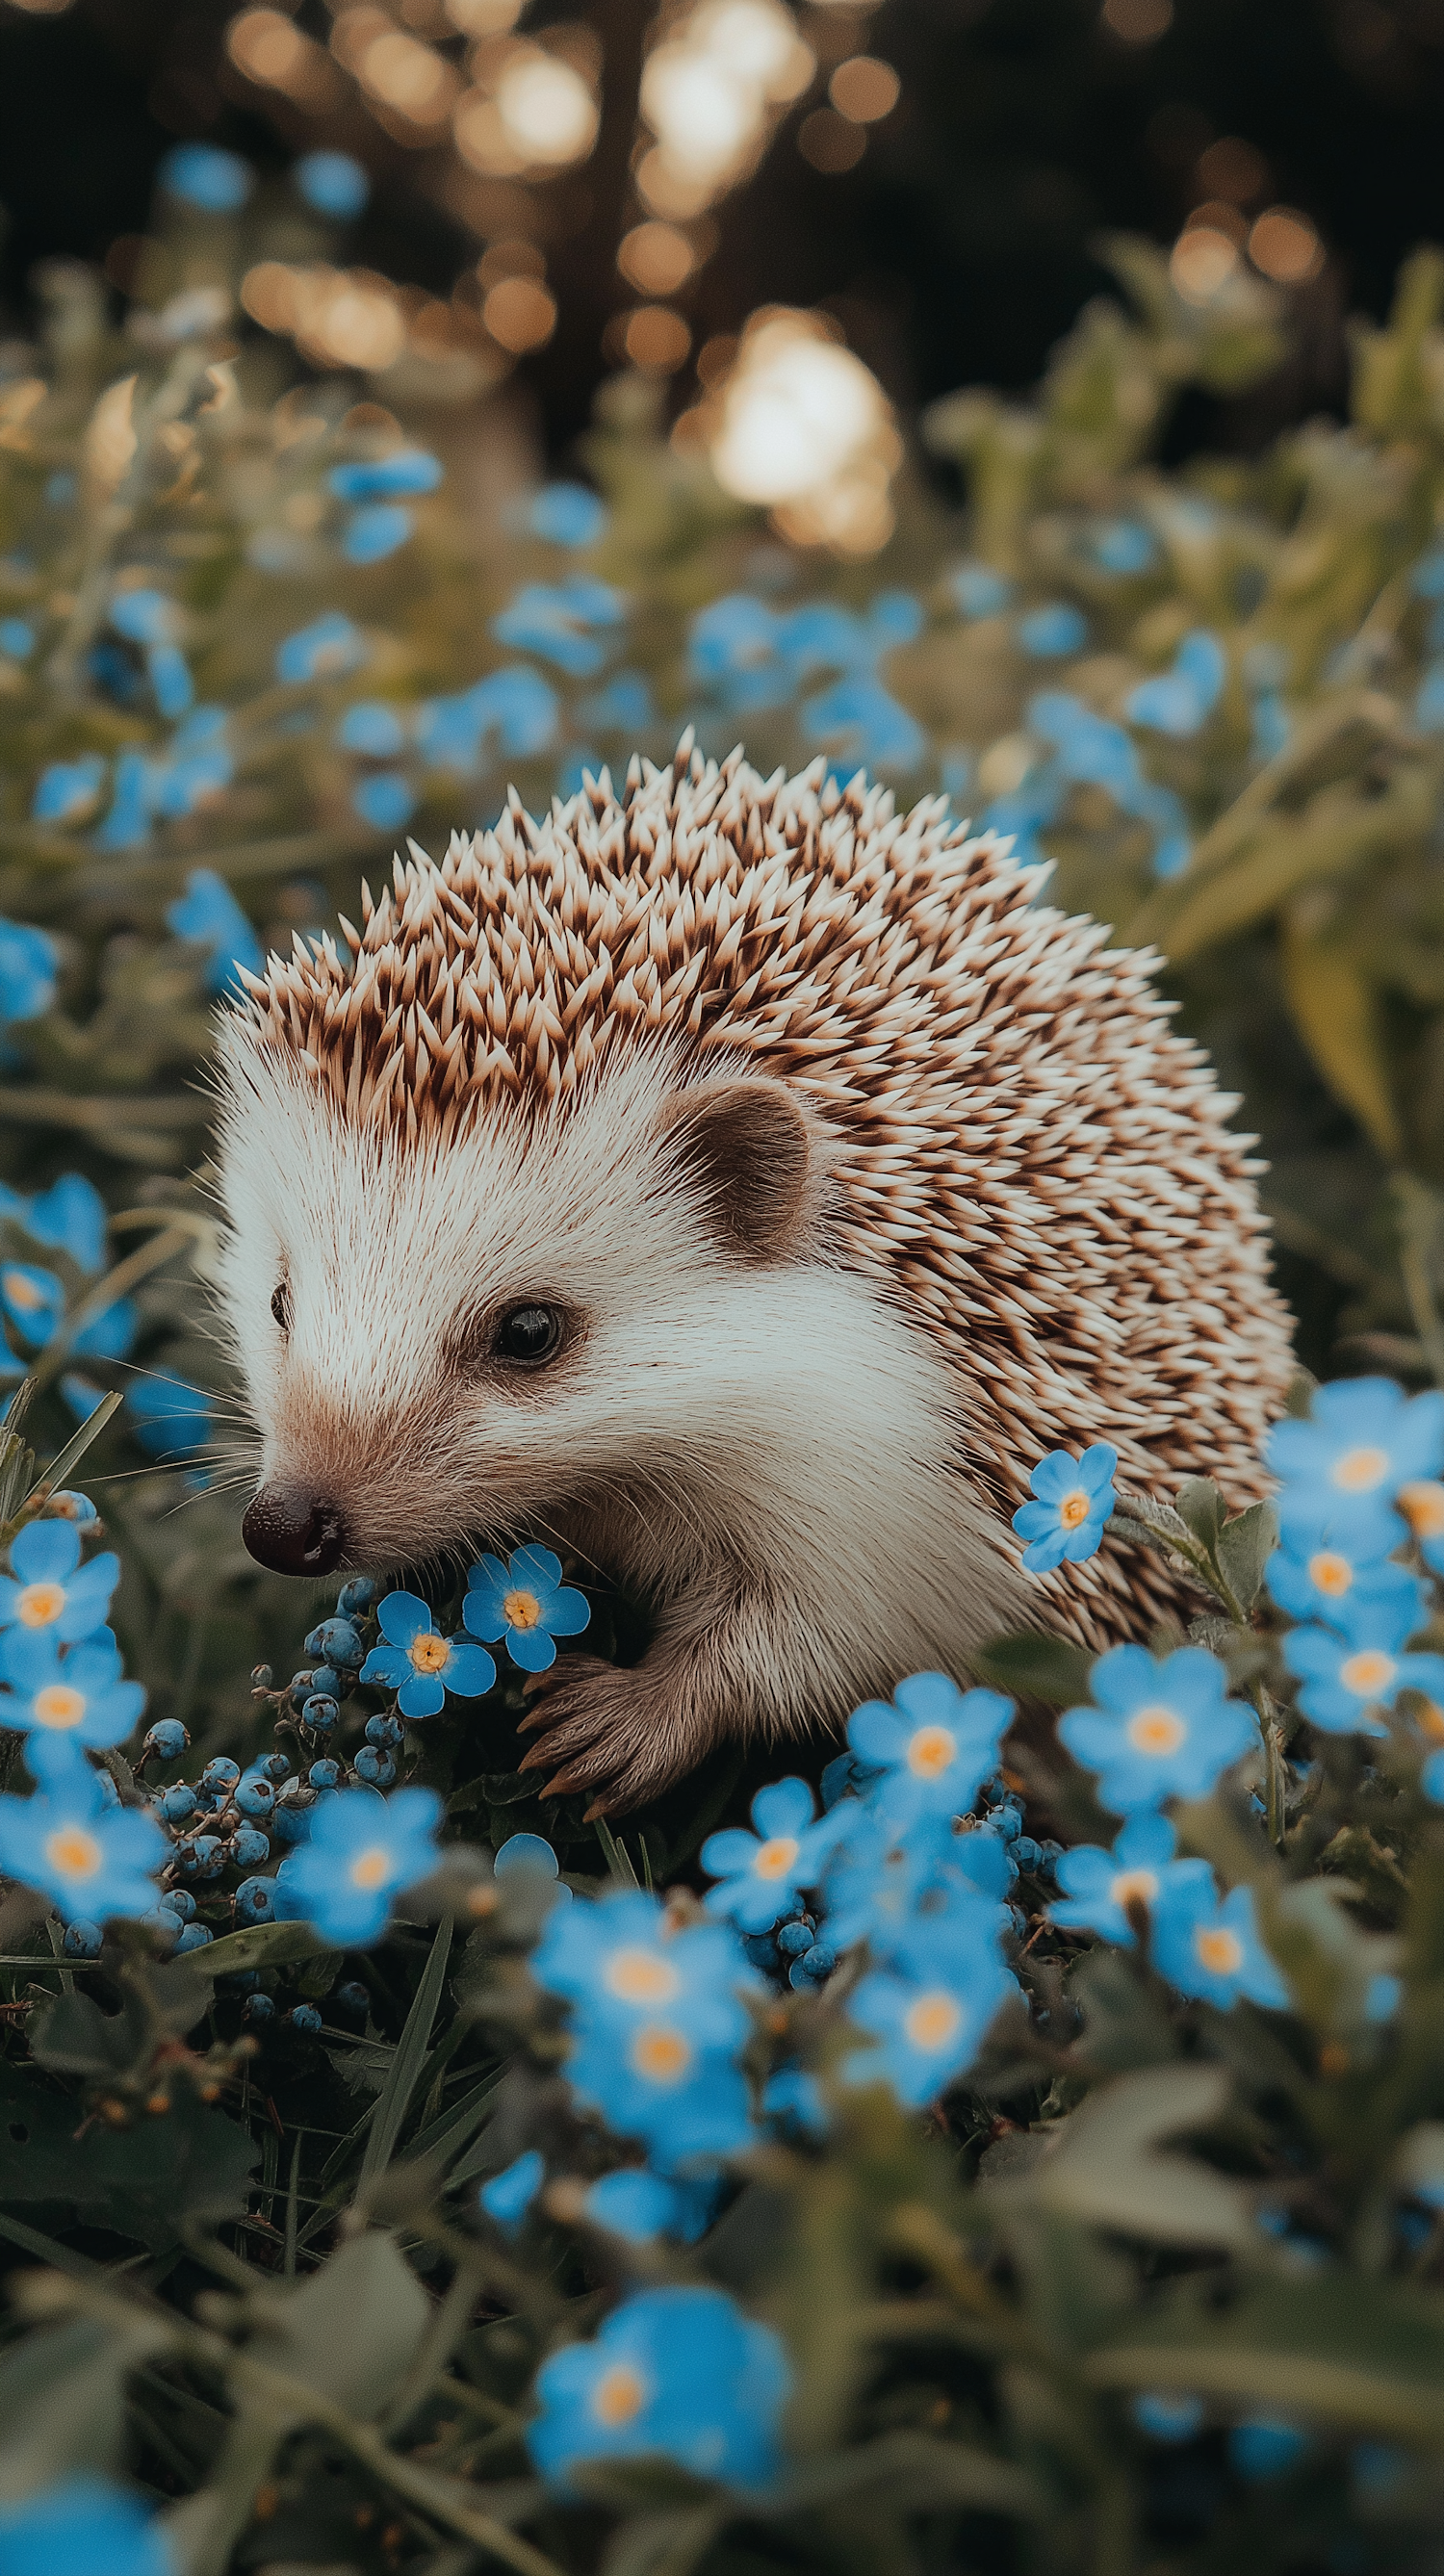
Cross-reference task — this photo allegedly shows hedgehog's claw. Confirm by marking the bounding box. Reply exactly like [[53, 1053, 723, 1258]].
[[516, 1654, 675, 1814]]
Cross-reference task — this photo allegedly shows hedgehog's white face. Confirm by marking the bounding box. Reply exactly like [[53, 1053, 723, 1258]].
[[214, 1026, 836, 1581]]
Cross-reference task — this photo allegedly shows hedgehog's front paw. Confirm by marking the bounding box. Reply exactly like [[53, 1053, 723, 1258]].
[[516, 1656, 678, 1818]]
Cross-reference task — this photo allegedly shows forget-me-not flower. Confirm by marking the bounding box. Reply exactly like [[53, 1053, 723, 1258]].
[[1396, 1477, 1444, 1575], [1018, 603, 1087, 657], [531, 1888, 752, 2054], [167, 868, 264, 997], [1265, 1378, 1444, 1553], [0, 1752, 167, 1924], [342, 503, 413, 564], [1280, 1597, 1444, 1735], [1125, 630, 1226, 735], [528, 2285, 789, 2493], [0, 917, 57, 1023], [701, 1777, 846, 1933], [843, 1925, 1016, 2106], [329, 450, 441, 502], [33, 757, 107, 827], [361, 1591, 496, 1715], [847, 1672, 1014, 1837], [479, 2148, 544, 2233], [0, 1518, 118, 1641], [352, 773, 416, 832], [275, 611, 367, 685], [0, 1630, 142, 1767], [1048, 1811, 1212, 1946], [529, 481, 608, 547], [493, 578, 625, 676], [1059, 1644, 1257, 1813], [273, 1783, 441, 1946], [819, 1805, 1012, 1959], [582, 2165, 721, 2244], [1267, 1533, 1423, 1633], [1013, 1442, 1118, 1572], [563, 2007, 756, 2169], [0, 2473, 173, 2576], [464, 1545, 588, 1673], [1149, 1875, 1289, 2011]]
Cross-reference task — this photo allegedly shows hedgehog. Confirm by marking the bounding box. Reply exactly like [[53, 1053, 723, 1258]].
[[215, 736, 1295, 1814]]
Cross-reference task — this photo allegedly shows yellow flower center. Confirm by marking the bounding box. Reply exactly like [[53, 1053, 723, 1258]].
[[45, 1825, 100, 1881], [1126, 1705, 1187, 1756], [754, 1835, 799, 1880], [605, 1945, 679, 2005], [349, 1846, 391, 1891], [903, 1992, 962, 2052], [503, 1588, 542, 1631], [1400, 1480, 1444, 1539], [3, 1269, 45, 1313], [630, 2022, 691, 2084], [1195, 1926, 1243, 1976], [1341, 1649, 1396, 1698], [16, 1581, 66, 1627], [33, 1684, 85, 1732], [1416, 1697, 1444, 1745], [1331, 1443, 1389, 1493], [1110, 1867, 1159, 1910], [907, 1724, 957, 1778], [409, 1632, 450, 1673], [591, 2362, 648, 2427], [1307, 1551, 1353, 1598], [1058, 1490, 1091, 1531]]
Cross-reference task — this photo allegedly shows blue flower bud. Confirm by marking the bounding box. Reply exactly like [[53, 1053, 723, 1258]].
[[235, 1776, 275, 1817], [201, 1757, 241, 1794], [337, 1576, 377, 1615], [143, 1719, 190, 1761], [334, 1979, 369, 2017], [289, 2002, 322, 2033], [262, 1752, 293, 1782], [302, 1694, 339, 1734], [789, 1942, 838, 1988], [305, 1616, 365, 1670], [159, 1888, 196, 1920], [235, 1876, 275, 1924], [244, 1991, 276, 2023], [175, 1835, 226, 1879], [994, 1807, 1023, 1842], [741, 1931, 781, 1971], [174, 1922, 214, 1953], [63, 1919, 103, 1959], [288, 1670, 316, 1700], [308, 1758, 341, 1789], [777, 1919, 814, 1957], [353, 1746, 396, 1787], [158, 1784, 198, 1824], [271, 1787, 317, 1844], [1013, 1837, 1043, 1870], [364, 1713, 404, 1748], [231, 1825, 271, 1868]]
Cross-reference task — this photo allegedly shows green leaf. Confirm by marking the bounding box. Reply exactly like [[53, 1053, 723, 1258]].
[[1216, 1503, 1279, 1612], [1068, 1949, 1180, 2076], [0, 2316, 164, 2500], [599, 2505, 725, 2576], [1022, 2064, 1252, 2252], [187, 1919, 327, 1977], [1085, 2275, 1444, 2441], [972, 1631, 1096, 1709], [358, 1915, 453, 2192], [0, 2060, 257, 2250], [1175, 1478, 1225, 1553], [250, 2230, 432, 2422]]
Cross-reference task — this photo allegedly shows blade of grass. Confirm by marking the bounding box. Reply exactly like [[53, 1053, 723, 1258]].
[[22, 1389, 122, 1505], [357, 1915, 453, 2192], [284, 2132, 301, 2280], [407, 2065, 506, 2175], [594, 1818, 639, 1888]]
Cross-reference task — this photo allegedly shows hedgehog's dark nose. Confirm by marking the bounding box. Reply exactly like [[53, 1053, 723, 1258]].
[[243, 1489, 348, 1578]]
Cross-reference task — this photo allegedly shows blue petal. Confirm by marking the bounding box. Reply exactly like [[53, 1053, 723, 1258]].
[[751, 1777, 814, 1840], [441, 1638, 497, 1698], [360, 1645, 413, 1687], [398, 1672, 446, 1719], [509, 1542, 563, 1592], [11, 1520, 81, 1583], [542, 1584, 590, 1637], [505, 1624, 556, 1673], [377, 1590, 431, 1648]]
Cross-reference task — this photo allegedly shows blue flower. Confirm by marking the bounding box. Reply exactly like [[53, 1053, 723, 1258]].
[[1251, 691, 1290, 760], [1150, 1876, 1289, 2010], [143, 708, 233, 822], [480, 2148, 544, 2233], [0, 618, 35, 658], [0, 1630, 144, 1766], [352, 772, 416, 832], [563, 2015, 756, 2168], [1, 1172, 107, 1273], [161, 142, 253, 212], [843, 1927, 1016, 2106], [532, 1889, 753, 2054], [950, 562, 1014, 619], [528, 2285, 788, 2493], [0, 1518, 118, 1642], [1280, 1604, 1444, 1736], [0, 1753, 167, 1924], [1049, 1812, 1212, 1946], [494, 1830, 572, 1906], [1012, 1442, 1118, 1572], [338, 700, 406, 757], [582, 2166, 721, 2243], [275, 611, 368, 685], [579, 670, 657, 734], [529, 481, 608, 547], [0, 2474, 172, 2576], [363, 1591, 496, 1716], [492, 579, 625, 676], [1393, 1476, 1444, 1574], [1266, 1533, 1422, 1632], [414, 666, 557, 770], [1089, 518, 1158, 575], [1133, 2393, 1205, 2442], [342, 504, 414, 564], [701, 1777, 845, 1933], [1125, 630, 1226, 735], [1018, 604, 1087, 658], [126, 1375, 213, 1461], [1059, 1645, 1257, 1814], [820, 1807, 1012, 1960], [762, 2065, 830, 2138], [847, 1672, 1014, 1836], [110, 590, 193, 718], [687, 594, 790, 712], [1265, 1378, 1444, 1550], [1227, 2417, 1308, 2480], [167, 867, 264, 998], [295, 149, 371, 219], [273, 1783, 441, 1946], [33, 758, 106, 826], [464, 1546, 588, 1674], [1, 1262, 64, 1347], [329, 451, 442, 502], [801, 673, 925, 775]]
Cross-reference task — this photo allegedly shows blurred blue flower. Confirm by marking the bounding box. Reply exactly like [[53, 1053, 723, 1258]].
[[1049, 1812, 1212, 1946], [1416, 659, 1444, 731], [583, 2165, 722, 2242], [1126, 630, 1226, 735], [843, 1929, 1016, 2106], [0, 1630, 143, 1766], [702, 1777, 844, 1932], [579, 670, 657, 734], [688, 594, 789, 712], [330, 452, 441, 506], [1133, 2393, 1205, 2442], [1018, 604, 1087, 657], [529, 482, 608, 547], [1251, 691, 1290, 760], [126, 1374, 213, 1461], [529, 2284, 788, 2492], [342, 504, 413, 564], [362, 1590, 495, 1716], [1395, 1476, 1444, 1575], [1365, 1971, 1401, 2023], [464, 1545, 588, 1674], [167, 867, 263, 996], [0, 1172, 107, 1273], [352, 772, 416, 832], [565, 2008, 756, 2168], [33, 757, 106, 826], [1265, 1377, 1444, 1553], [274, 1782, 441, 1946], [0, 619, 35, 658], [0, 2474, 173, 2576], [0, 1517, 118, 1641], [1013, 1442, 1118, 1571], [415, 665, 557, 769], [276, 612, 368, 685], [1267, 1534, 1421, 1633], [1150, 1876, 1289, 2010], [0, 1751, 166, 1923], [0, 1262, 64, 1347], [1281, 1601, 1444, 1735], [480, 2148, 544, 2233], [821, 1804, 1012, 1957], [1226, 2417, 1308, 2480], [802, 673, 925, 775], [950, 562, 1014, 619], [532, 1888, 753, 2050], [1088, 519, 1157, 575], [848, 1672, 1014, 1836], [494, 578, 625, 676], [295, 150, 371, 219], [110, 590, 193, 719], [762, 2065, 830, 2137], [1059, 1644, 1256, 1813], [146, 707, 234, 821], [494, 1830, 571, 1903], [161, 142, 253, 212], [338, 701, 406, 757]]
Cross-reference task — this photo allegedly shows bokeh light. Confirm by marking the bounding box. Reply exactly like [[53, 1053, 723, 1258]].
[[798, 110, 866, 171], [482, 274, 558, 351], [828, 58, 900, 124], [706, 309, 899, 554], [623, 305, 692, 372], [618, 221, 697, 297], [227, 11, 339, 109], [639, 0, 814, 215], [1100, 0, 1173, 37], [1249, 207, 1326, 283], [1170, 224, 1241, 304], [454, 41, 599, 176]]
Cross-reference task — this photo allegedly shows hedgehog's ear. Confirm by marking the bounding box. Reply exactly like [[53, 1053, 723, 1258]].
[[657, 1077, 813, 1263]]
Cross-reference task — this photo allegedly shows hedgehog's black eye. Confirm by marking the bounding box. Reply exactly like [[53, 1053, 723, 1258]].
[[271, 1281, 292, 1336], [494, 1303, 563, 1366]]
